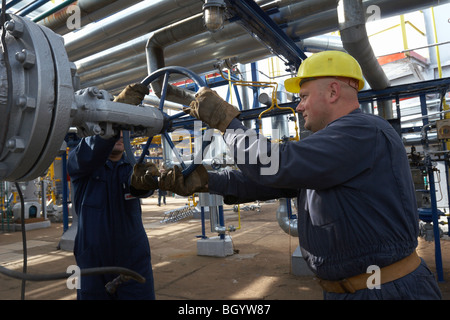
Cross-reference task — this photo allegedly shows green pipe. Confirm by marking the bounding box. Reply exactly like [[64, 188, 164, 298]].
[[32, 0, 77, 22]]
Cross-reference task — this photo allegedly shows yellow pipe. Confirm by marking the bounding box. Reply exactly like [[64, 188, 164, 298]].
[[431, 7, 443, 79], [400, 15, 409, 53], [228, 68, 233, 105], [369, 20, 425, 38]]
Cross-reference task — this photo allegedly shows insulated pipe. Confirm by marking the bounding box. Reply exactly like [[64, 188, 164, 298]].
[[63, 0, 203, 61], [73, 0, 317, 81], [81, 35, 332, 94], [76, 0, 331, 79], [73, 0, 450, 97], [75, 0, 449, 95], [338, 0, 390, 90], [145, 13, 210, 105], [337, 0, 392, 118], [276, 199, 298, 237], [38, 0, 141, 34], [65, 0, 277, 62], [78, 5, 344, 89]]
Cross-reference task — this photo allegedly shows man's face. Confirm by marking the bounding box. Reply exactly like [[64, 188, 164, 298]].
[[110, 132, 124, 157], [295, 79, 331, 132]]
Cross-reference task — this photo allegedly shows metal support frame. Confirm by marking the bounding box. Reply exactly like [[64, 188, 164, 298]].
[[223, 0, 306, 70], [424, 142, 444, 281]]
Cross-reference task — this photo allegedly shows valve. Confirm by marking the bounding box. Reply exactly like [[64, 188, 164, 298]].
[[0, 14, 211, 182]]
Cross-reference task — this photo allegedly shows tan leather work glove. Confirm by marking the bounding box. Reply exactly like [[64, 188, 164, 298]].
[[114, 83, 149, 105], [159, 165, 209, 196], [184, 87, 240, 132], [131, 162, 160, 191]]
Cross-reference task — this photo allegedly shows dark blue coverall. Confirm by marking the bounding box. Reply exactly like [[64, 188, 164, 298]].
[[67, 135, 155, 300], [209, 110, 442, 299]]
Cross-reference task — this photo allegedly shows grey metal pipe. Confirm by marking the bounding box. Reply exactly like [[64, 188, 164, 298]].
[[338, 0, 390, 90], [78, 2, 344, 90], [75, 0, 333, 79], [41, 0, 143, 35], [82, 31, 271, 92], [276, 199, 298, 237], [78, 0, 450, 95], [63, 0, 203, 61], [80, 35, 336, 93], [75, 34, 149, 75], [39, 0, 118, 30], [338, 0, 392, 118], [145, 13, 206, 105], [286, 0, 450, 42]]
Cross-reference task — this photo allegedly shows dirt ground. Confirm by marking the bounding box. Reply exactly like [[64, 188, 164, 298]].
[[1, 195, 450, 301]]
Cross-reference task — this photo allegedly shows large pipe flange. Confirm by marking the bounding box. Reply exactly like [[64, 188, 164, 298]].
[[0, 15, 77, 182]]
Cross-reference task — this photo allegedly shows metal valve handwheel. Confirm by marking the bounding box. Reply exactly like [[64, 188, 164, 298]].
[[126, 66, 211, 177]]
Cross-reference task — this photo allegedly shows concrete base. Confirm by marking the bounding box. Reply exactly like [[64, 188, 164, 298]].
[[14, 219, 51, 231], [58, 223, 77, 251], [197, 235, 234, 257], [291, 245, 314, 276], [58, 204, 77, 252]]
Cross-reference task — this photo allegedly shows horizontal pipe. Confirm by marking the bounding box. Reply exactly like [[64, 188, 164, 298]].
[[77, 0, 450, 94], [19, 0, 51, 17], [32, 0, 77, 22], [63, 0, 203, 61]]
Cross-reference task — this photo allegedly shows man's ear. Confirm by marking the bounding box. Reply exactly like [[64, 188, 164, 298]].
[[328, 81, 340, 103]]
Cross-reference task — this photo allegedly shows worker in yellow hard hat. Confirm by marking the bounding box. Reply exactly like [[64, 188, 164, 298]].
[[284, 50, 365, 132], [159, 50, 442, 300], [284, 50, 365, 93]]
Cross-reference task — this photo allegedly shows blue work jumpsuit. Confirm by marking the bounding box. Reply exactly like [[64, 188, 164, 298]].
[[67, 135, 155, 300], [209, 110, 442, 299]]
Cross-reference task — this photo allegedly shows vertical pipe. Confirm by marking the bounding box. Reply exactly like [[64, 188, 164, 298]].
[[251, 62, 259, 109], [430, 7, 443, 79], [400, 15, 409, 52], [420, 94, 444, 281], [427, 154, 444, 282], [200, 207, 206, 239], [218, 205, 225, 240]]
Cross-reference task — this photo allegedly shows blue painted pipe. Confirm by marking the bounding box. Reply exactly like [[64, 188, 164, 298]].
[[19, 0, 50, 16], [0, 0, 23, 13]]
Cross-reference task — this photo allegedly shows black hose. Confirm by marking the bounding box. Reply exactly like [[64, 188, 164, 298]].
[[14, 182, 26, 299], [0, 265, 145, 283]]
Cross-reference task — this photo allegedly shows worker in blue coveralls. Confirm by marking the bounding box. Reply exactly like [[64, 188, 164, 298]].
[[159, 51, 442, 300], [68, 84, 159, 300]]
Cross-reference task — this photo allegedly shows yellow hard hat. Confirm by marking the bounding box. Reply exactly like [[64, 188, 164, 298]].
[[284, 50, 365, 93]]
